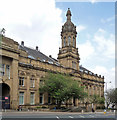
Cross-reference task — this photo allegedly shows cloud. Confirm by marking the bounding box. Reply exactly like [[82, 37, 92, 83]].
[[89, 0, 97, 4], [98, 28, 106, 34], [78, 28, 114, 64], [93, 28, 115, 59], [78, 40, 95, 64], [101, 16, 115, 23], [91, 66, 115, 90], [0, 0, 63, 59], [76, 25, 86, 33]]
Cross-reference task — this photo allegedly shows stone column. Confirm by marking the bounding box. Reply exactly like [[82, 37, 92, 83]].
[[99, 87, 101, 97], [11, 59, 18, 109], [44, 92, 48, 104], [75, 99, 79, 107], [91, 86, 94, 96], [26, 76, 30, 105], [35, 78, 39, 105], [95, 86, 97, 95], [69, 98, 73, 109]]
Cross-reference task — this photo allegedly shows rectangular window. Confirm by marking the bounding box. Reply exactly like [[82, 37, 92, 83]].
[[94, 86, 96, 95], [6, 65, 10, 79], [89, 86, 92, 96], [19, 92, 24, 105], [30, 92, 35, 105], [0, 64, 5, 76], [30, 78, 35, 87], [19, 77, 24, 86], [40, 93, 43, 104]]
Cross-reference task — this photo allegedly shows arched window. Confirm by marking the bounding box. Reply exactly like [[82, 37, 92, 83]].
[[73, 37, 75, 47], [68, 36, 71, 46], [63, 37, 66, 47], [72, 61, 76, 69]]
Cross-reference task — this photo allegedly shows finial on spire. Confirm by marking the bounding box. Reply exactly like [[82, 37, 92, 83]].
[[66, 8, 72, 21]]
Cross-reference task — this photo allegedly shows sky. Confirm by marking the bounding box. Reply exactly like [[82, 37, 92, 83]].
[[0, 0, 115, 90]]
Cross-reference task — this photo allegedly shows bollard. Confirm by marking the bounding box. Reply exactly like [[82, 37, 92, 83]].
[[104, 109, 106, 114], [81, 110, 84, 113]]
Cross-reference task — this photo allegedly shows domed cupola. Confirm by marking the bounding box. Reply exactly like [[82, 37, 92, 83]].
[[61, 8, 77, 36], [58, 8, 80, 72]]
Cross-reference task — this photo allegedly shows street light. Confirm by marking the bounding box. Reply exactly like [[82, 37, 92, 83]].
[[104, 81, 111, 109], [105, 81, 111, 93]]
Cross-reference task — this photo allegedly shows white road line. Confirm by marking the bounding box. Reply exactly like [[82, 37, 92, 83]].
[[69, 116, 74, 118], [79, 115, 85, 118], [89, 115, 94, 117], [56, 116, 60, 119]]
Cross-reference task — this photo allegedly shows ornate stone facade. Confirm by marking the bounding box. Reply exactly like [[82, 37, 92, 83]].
[[0, 8, 104, 110]]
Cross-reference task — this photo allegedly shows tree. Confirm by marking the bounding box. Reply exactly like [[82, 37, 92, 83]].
[[106, 88, 117, 109], [89, 95, 105, 110], [39, 72, 87, 108]]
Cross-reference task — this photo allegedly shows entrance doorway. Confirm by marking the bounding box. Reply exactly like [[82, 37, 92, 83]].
[[73, 97, 76, 106], [0, 83, 10, 109]]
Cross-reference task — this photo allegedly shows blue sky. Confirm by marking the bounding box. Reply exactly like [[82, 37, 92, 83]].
[[0, 0, 115, 90]]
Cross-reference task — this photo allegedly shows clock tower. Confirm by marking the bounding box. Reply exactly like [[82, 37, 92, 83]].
[[58, 8, 80, 71]]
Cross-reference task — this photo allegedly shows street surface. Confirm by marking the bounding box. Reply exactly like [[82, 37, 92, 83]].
[[0, 111, 116, 120]]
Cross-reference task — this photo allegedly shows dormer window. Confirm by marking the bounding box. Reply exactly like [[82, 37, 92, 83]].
[[68, 36, 71, 46], [63, 37, 66, 47]]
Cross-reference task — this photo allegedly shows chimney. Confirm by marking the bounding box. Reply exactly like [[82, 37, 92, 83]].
[[36, 46, 38, 51], [49, 55, 52, 58], [21, 41, 24, 46]]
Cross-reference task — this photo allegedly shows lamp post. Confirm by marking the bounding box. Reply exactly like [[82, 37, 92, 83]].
[[105, 81, 111, 92], [105, 81, 111, 109]]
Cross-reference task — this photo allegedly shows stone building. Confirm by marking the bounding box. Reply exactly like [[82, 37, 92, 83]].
[[0, 8, 104, 110]]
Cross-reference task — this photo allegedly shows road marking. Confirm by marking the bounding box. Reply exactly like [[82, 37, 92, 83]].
[[69, 116, 74, 118], [56, 116, 60, 119], [89, 115, 94, 117], [79, 115, 85, 118]]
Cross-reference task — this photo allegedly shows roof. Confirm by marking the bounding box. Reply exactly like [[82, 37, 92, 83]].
[[19, 44, 103, 78], [19, 45, 60, 66], [79, 65, 95, 75]]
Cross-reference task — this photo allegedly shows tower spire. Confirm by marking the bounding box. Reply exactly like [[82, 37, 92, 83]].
[[58, 8, 80, 71], [66, 8, 72, 21]]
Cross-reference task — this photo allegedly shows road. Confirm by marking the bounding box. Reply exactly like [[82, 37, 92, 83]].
[[0, 111, 116, 120]]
